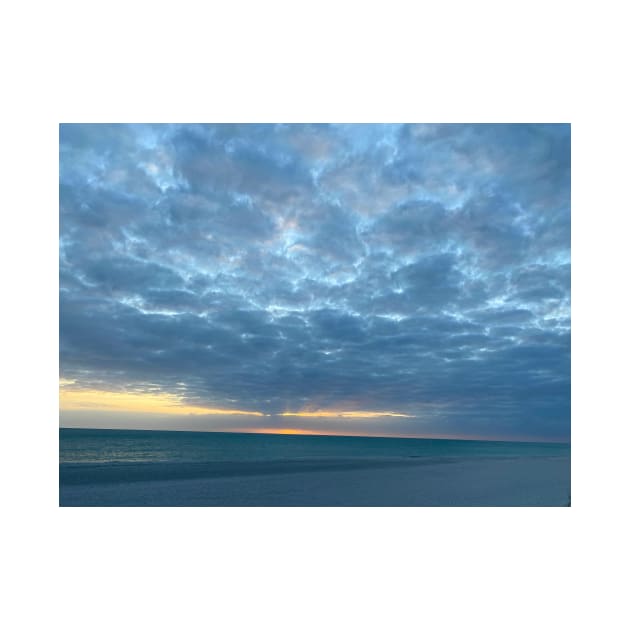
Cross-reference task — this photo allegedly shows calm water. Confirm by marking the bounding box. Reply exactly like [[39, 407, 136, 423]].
[[60, 428, 569, 482], [60, 428, 569, 465], [59, 429, 571, 505]]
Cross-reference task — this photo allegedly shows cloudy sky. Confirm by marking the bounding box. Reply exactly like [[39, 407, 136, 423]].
[[59, 123, 570, 441]]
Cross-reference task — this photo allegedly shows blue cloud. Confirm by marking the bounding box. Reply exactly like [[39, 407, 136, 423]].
[[59, 123, 571, 440]]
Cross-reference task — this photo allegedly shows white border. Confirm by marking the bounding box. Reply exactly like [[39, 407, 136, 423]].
[[4, 1, 628, 629]]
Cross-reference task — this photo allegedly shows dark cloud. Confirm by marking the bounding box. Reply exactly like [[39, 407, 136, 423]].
[[59, 124, 571, 440]]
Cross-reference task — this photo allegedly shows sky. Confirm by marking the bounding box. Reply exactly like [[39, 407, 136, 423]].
[[59, 123, 570, 441]]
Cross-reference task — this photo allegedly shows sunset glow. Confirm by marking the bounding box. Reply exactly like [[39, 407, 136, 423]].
[[59, 387, 265, 416], [279, 410, 413, 418], [244, 428, 325, 436]]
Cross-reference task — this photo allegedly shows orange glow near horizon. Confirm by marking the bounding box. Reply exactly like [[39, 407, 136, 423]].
[[224, 427, 489, 440], [245, 428, 325, 436], [59, 386, 265, 416]]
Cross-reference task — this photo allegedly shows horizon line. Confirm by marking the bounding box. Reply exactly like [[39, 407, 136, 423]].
[[58, 424, 571, 445]]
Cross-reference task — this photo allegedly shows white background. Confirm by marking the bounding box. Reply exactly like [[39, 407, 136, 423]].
[[2, 1, 628, 628]]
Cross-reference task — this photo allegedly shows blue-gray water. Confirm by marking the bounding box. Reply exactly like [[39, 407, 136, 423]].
[[60, 428, 569, 485]]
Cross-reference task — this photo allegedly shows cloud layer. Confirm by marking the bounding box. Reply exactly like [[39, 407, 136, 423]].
[[60, 124, 570, 440]]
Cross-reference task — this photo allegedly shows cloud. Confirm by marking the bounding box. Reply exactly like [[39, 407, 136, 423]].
[[59, 124, 571, 440]]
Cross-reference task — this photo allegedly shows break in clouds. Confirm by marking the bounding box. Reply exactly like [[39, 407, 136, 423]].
[[59, 124, 570, 440]]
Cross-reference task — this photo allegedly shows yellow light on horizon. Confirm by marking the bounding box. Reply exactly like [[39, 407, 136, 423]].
[[279, 410, 413, 418], [59, 386, 265, 416], [59, 382, 413, 421]]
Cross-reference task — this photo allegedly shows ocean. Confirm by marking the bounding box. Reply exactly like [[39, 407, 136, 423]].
[[59, 428, 570, 506]]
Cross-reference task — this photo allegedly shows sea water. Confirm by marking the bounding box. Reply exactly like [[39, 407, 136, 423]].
[[59, 428, 571, 506], [60, 428, 569, 484]]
